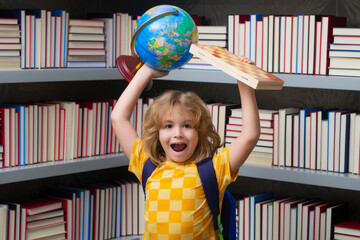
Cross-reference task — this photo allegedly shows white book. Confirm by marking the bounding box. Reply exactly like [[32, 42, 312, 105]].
[[302, 15, 310, 74], [262, 16, 269, 72], [307, 15, 316, 74], [245, 20, 251, 59], [234, 14, 240, 56], [228, 15, 234, 53], [279, 108, 299, 167], [296, 14, 304, 74], [305, 116, 311, 169], [279, 16, 286, 73], [285, 114, 294, 167], [316, 110, 323, 170], [321, 120, 329, 171], [292, 114, 300, 168], [291, 16, 298, 74], [284, 16, 292, 73], [238, 199, 244, 240], [348, 112, 356, 174], [314, 21, 322, 75], [268, 15, 275, 73], [255, 20, 262, 68], [352, 114, 360, 174]]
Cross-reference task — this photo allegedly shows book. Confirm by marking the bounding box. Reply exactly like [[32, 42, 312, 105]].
[[217, 103, 241, 150], [333, 27, 360, 36], [329, 68, 360, 77], [301, 201, 323, 240], [189, 44, 284, 90], [248, 192, 273, 240], [334, 220, 360, 237], [325, 203, 348, 240], [298, 107, 322, 168], [333, 35, 360, 45], [329, 57, 360, 70], [330, 44, 360, 51], [319, 16, 346, 75], [314, 202, 337, 240], [329, 50, 360, 58], [197, 25, 227, 34], [278, 108, 299, 167]]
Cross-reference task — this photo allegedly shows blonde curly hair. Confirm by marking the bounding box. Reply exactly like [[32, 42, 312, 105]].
[[142, 90, 222, 165]]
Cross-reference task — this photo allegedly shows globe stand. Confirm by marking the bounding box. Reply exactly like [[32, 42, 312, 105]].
[[116, 55, 153, 90], [115, 9, 178, 90]]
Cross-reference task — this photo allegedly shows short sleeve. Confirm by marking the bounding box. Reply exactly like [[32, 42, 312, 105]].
[[128, 137, 149, 183], [212, 146, 239, 192]]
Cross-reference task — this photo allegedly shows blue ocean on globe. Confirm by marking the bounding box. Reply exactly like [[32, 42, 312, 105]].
[[134, 5, 198, 71]]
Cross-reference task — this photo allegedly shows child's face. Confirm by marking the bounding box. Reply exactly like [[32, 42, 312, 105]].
[[159, 105, 199, 163]]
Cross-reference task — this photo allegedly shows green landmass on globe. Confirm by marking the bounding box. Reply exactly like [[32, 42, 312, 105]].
[[134, 5, 198, 71]]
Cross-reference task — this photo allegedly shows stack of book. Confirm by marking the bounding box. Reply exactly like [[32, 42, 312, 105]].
[[333, 220, 360, 240], [182, 25, 227, 71], [67, 19, 106, 68], [0, 17, 21, 69], [328, 27, 360, 77], [197, 25, 227, 47], [226, 108, 277, 166], [20, 198, 66, 240]]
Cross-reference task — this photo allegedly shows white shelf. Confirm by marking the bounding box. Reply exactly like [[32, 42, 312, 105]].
[[0, 68, 360, 91], [1, 154, 359, 191], [239, 164, 360, 191], [0, 68, 122, 83], [0, 153, 128, 185]]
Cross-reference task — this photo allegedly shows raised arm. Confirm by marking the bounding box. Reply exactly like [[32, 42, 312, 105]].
[[111, 64, 168, 160], [228, 80, 260, 176]]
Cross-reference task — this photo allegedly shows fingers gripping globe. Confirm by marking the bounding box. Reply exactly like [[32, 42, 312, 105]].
[[134, 5, 198, 71]]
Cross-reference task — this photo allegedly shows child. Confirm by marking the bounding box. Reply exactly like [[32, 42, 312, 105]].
[[111, 64, 260, 239]]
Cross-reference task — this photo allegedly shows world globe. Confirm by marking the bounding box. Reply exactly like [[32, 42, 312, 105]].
[[133, 5, 198, 71]]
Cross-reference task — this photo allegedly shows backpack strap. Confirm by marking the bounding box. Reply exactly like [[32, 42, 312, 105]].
[[141, 158, 157, 193], [196, 157, 224, 240]]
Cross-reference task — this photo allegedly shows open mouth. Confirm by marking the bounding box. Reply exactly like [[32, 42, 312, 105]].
[[171, 143, 187, 152]]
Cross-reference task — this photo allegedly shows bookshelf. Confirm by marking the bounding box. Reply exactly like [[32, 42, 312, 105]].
[[1, 0, 360, 237], [0, 68, 359, 191], [1, 68, 360, 91], [1, 151, 360, 191], [0, 153, 127, 185]]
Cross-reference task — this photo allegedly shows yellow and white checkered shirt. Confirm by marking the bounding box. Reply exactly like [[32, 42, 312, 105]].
[[128, 138, 238, 240]]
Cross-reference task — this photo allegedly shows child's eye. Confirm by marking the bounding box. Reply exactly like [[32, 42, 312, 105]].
[[164, 124, 173, 129], [183, 124, 192, 128]]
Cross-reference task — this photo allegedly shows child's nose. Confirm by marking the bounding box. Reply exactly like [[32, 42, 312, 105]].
[[174, 126, 183, 137]]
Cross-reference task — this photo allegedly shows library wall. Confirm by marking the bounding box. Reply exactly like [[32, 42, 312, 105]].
[[2, 0, 359, 26]]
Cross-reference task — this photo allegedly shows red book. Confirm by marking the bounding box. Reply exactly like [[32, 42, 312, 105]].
[[20, 198, 63, 240], [21, 198, 63, 216], [314, 202, 337, 240], [319, 16, 346, 75], [0, 107, 11, 168], [334, 220, 360, 237]]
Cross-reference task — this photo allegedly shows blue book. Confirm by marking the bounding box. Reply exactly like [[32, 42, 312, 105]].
[[249, 192, 273, 240], [51, 10, 68, 68], [327, 109, 353, 172], [298, 107, 323, 168], [339, 112, 351, 173], [57, 186, 91, 240], [296, 14, 304, 74], [249, 14, 266, 62]]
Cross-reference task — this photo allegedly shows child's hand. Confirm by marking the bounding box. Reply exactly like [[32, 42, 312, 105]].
[[139, 64, 169, 79]]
